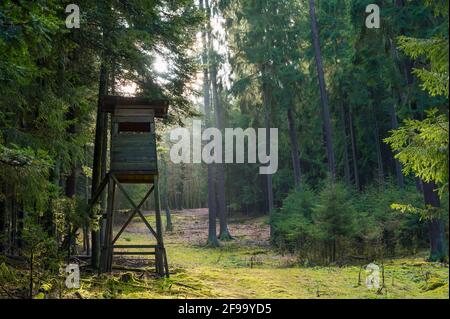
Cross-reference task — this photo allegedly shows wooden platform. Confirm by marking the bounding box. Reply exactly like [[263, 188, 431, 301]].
[[111, 171, 158, 184]]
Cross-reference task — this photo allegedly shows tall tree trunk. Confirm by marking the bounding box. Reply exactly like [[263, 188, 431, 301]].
[[177, 163, 185, 211], [99, 106, 109, 255], [10, 194, 16, 255], [262, 74, 274, 221], [206, 0, 231, 240], [43, 47, 63, 236], [43, 163, 59, 237], [393, 0, 446, 261], [202, 0, 219, 247], [83, 146, 90, 254], [339, 100, 351, 185], [0, 188, 5, 254], [422, 181, 448, 262], [62, 169, 77, 256], [91, 64, 108, 269], [309, 0, 336, 180], [16, 209, 24, 251], [287, 105, 302, 189], [394, 0, 415, 101], [65, 172, 77, 198], [393, 0, 430, 192], [60, 103, 79, 255], [348, 108, 360, 190], [371, 103, 384, 186], [210, 61, 232, 240], [206, 167, 218, 246], [164, 192, 173, 232], [388, 102, 405, 188], [388, 36, 407, 189], [386, 37, 405, 181], [162, 155, 173, 232]]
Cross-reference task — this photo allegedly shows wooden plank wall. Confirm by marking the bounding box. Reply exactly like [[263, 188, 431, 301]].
[[111, 133, 157, 172]]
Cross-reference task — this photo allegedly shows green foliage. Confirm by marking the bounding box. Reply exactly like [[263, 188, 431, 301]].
[[0, 143, 54, 213], [0, 0, 448, 299], [0, 212, 63, 298], [273, 181, 429, 265], [271, 187, 315, 252], [385, 110, 449, 196], [381, 0, 449, 262], [397, 0, 449, 98], [398, 36, 449, 97], [0, 1, 203, 295], [386, 0, 448, 195], [0, 144, 52, 168], [22, 213, 60, 272], [390, 203, 445, 222], [312, 182, 355, 242]]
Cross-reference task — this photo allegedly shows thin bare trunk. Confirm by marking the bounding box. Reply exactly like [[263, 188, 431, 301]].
[[388, 102, 405, 188], [202, 0, 219, 247], [348, 108, 360, 190], [287, 105, 302, 189], [371, 103, 384, 186], [211, 70, 231, 240], [262, 75, 274, 218], [309, 0, 336, 180], [0, 188, 4, 254], [91, 64, 108, 269], [339, 101, 351, 185], [162, 156, 173, 232]]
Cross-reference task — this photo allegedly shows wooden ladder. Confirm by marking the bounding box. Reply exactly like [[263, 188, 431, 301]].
[[113, 244, 157, 257]]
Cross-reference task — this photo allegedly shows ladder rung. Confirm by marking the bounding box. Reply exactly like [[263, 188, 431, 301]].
[[114, 251, 156, 256], [113, 244, 157, 249]]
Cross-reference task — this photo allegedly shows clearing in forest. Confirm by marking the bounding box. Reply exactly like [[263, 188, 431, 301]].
[[76, 209, 449, 299]]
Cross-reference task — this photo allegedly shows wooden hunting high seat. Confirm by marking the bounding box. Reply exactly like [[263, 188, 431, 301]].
[[89, 95, 169, 276], [103, 95, 168, 184]]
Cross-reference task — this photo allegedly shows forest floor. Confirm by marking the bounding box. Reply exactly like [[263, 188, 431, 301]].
[[74, 209, 449, 299]]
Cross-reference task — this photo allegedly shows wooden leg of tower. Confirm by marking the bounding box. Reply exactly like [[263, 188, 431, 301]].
[[106, 178, 116, 272], [163, 247, 170, 278], [153, 177, 168, 277], [100, 175, 115, 273]]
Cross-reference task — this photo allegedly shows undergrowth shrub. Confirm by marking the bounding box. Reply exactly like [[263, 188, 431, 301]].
[[272, 181, 435, 265]]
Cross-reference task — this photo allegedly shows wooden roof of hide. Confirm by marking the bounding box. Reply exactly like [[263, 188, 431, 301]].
[[101, 95, 169, 118]]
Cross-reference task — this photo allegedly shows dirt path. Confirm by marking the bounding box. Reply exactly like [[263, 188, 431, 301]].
[[118, 208, 271, 248], [161, 209, 271, 247], [112, 208, 278, 271]]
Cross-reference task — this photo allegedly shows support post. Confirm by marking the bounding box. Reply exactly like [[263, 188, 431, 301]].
[[95, 175, 168, 275], [100, 175, 115, 273], [154, 176, 168, 277]]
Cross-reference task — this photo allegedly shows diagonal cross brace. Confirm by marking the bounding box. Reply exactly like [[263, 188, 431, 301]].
[[112, 185, 154, 244], [87, 174, 109, 211], [111, 174, 159, 241]]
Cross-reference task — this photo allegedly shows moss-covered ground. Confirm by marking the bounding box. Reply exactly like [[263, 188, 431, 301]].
[[72, 209, 448, 299]]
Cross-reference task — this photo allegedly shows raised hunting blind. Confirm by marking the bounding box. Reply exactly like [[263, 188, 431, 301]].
[[106, 96, 168, 182], [89, 95, 169, 276]]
